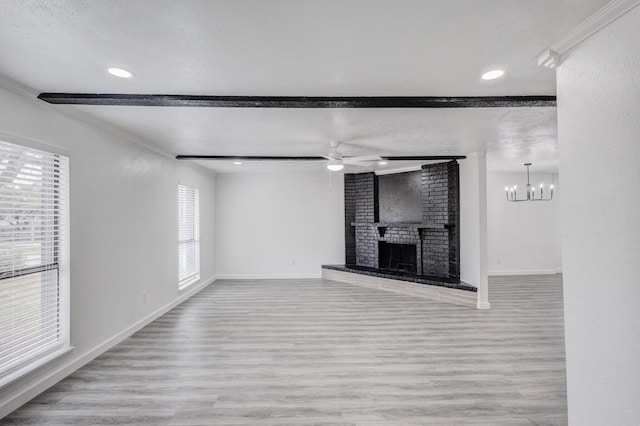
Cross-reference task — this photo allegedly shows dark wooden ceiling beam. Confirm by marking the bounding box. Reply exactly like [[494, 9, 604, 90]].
[[38, 93, 556, 108], [176, 155, 467, 161]]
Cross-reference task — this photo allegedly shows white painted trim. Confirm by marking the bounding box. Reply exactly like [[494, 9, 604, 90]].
[[0, 130, 71, 166], [216, 273, 321, 280], [537, 48, 562, 69], [0, 72, 217, 178], [0, 72, 38, 99], [477, 301, 491, 310], [0, 346, 73, 391], [0, 72, 172, 160], [539, 0, 640, 68], [0, 275, 216, 419], [489, 269, 559, 276]]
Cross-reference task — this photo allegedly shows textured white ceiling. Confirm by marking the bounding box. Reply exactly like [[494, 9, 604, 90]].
[[0, 0, 610, 173], [64, 104, 559, 173]]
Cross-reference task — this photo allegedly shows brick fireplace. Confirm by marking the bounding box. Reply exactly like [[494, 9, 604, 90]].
[[343, 161, 460, 281]]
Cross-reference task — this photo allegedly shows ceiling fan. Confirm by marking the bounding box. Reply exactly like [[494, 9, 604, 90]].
[[318, 142, 383, 171]]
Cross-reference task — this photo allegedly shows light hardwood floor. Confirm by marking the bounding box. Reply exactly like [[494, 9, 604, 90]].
[[2, 275, 567, 425]]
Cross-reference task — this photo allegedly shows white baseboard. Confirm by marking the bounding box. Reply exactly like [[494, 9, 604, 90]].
[[0, 275, 216, 419], [489, 269, 560, 276], [216, 273, 321, 280]]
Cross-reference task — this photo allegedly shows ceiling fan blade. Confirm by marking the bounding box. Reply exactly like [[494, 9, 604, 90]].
[[313, 153, 334, 161], [343, 154, 382, 164], [345, 161, 375, 167]]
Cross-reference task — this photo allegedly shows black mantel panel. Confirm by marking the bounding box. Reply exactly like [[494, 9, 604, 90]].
[[378, 171, 422, 224]]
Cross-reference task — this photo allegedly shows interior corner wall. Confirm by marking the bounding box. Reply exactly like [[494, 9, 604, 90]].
[[486, 172, 561, 275], [552, 173, 562, 273], [459, 154, 488, 307], [556, 5, 640, 425], [0, 84, 216, 418], [215, 173, 344, 278]]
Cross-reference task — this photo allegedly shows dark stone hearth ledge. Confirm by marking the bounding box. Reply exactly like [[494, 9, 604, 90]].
[[322, 265, 477, 292]]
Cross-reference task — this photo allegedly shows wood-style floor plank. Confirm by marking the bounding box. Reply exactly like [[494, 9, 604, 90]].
[[2, 275, 567, 425]]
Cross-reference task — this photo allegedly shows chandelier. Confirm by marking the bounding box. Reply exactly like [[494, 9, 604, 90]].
[[505, 163, 553, 202]]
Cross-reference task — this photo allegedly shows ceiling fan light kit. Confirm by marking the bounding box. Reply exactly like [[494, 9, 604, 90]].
[[505, 163, 554, 202], [319, 142, 384, 172], [326, 159, 344, 171]]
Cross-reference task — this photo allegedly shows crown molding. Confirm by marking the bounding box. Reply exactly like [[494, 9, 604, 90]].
[[0, 72, 39, 99], [52, 106, 218, 176], [0, 72, 174, 160], [0, 73, 216, 177], [539, 0, 640, 68]]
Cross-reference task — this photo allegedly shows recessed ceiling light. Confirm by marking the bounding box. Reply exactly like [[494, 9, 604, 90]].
[[107, 67, 134, 78], [378, 161, 388, 166], [481, 69, 504, 80], [233, 161, 242, 165]]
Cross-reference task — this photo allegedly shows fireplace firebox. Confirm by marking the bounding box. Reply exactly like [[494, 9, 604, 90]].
[[378, 242, 417, 273]]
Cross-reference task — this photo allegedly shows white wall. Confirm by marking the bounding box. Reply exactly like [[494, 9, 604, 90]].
[[0, 82, 216, 417], [216, 173, 344, 278], [459, 153, 489, 309], [487, 172, 561, 275], [556, 5, 640, 424]]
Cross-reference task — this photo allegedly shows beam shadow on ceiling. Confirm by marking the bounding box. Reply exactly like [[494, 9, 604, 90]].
[[37, 94, 556, 108]]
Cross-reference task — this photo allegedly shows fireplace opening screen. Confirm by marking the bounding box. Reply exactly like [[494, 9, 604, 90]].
[[378, 242, 417, 273]]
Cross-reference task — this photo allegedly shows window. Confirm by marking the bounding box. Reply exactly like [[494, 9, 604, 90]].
[[178, 184, 199, 289], [0, 139, 70, 387]]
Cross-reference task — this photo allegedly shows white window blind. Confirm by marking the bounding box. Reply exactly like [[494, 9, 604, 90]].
[[0, 139, 70, 387], [178, 184, 199, 289]]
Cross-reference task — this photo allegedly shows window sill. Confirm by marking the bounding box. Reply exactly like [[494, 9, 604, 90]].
[[179, 275, 200, 291], [0, 345, 74, 390]]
